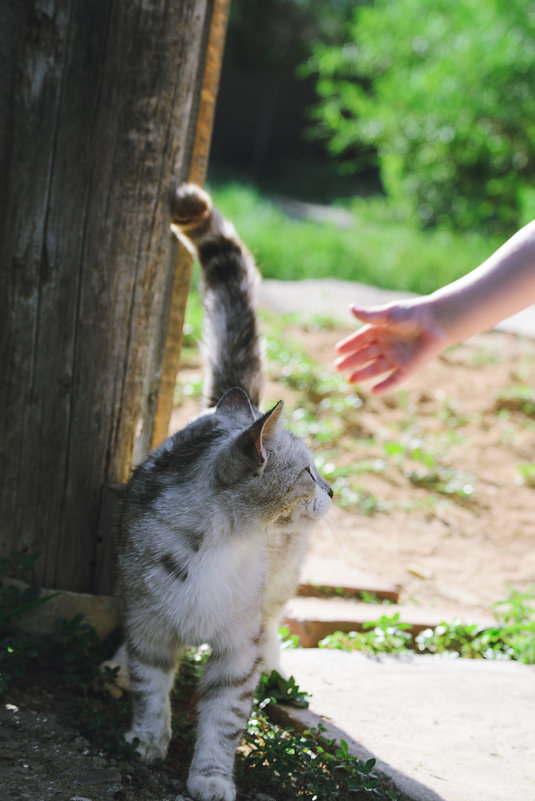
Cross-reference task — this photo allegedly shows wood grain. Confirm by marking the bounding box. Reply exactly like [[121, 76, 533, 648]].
[[0, 0, 221, 592]]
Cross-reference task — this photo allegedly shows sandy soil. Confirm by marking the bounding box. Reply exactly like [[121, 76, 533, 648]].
[[295, 325, 535, 618]]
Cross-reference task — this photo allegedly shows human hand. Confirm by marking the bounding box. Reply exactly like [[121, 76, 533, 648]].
[[334, 299, 450, 394]]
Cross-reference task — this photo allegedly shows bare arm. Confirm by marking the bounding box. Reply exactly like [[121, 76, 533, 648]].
[[428, 219, 535, 343], [334, 220, 535, 394]]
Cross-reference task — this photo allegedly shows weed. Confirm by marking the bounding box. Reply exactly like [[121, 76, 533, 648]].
[[332, 478, 386, 514], [319, 614, 413, 655], [319, 586, 535, 664], [279, 625, 301, 650], [516, 462, 535, 487], [258, 670, 310, 709], [406, 466, 475, 503], [241, 707, 401, 801], [382, 439, 476, 503], [496, 385, 535, 417]]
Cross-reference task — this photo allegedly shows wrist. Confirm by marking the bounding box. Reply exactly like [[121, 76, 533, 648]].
[[426, 289, 473, 346]]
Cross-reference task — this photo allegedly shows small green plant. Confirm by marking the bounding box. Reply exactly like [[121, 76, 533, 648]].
[[257, 669, 310, 709], [406, 465, 475, 503], [496, 385, 535, 417], [319, 586, 535, 664], [492, 585, 535, 664], [241, 711, 401, 801], [382, 439, 476, 503], [415, 619, 509, 660], [516, 462, 535, 488], [279, 625, 301, 650], [319, 614, 412, 655], [331, 478, 386, 515]]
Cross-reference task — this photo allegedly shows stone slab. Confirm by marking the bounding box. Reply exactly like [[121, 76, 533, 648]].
[[279, 648, 535, 801], [7, 579, 119, 639]]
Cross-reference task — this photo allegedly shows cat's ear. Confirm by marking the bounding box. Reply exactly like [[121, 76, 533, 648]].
[[215, 387, 256, 423], [239, 400, 284, 467]]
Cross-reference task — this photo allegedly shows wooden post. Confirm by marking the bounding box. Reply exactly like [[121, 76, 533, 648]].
[[150, 0, 230, 449], [0, 0, 228, 593]]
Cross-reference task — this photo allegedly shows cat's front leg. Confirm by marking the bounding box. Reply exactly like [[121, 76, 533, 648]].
[[187, 640, 262, 801], [260, 615, 287, 677], [124, 640, 179, 763]]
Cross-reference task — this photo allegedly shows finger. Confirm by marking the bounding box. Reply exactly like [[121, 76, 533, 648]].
[[347, 356, 393, 384], [335, 324, 377, 355], [334, 343, 383, 373], [370, 368, 409, 395]]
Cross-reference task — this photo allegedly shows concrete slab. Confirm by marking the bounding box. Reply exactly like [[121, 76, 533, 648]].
[[279, 648, 535, 801], [258, 278, 535, 339]]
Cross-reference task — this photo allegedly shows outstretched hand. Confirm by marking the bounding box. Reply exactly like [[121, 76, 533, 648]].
[[334, 300, 450, 394]]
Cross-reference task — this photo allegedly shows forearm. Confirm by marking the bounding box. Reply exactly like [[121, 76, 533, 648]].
[[427, 220, 535, 345]]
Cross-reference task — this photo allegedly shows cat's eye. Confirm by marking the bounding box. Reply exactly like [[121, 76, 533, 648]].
[[304, 466, 314, 480]]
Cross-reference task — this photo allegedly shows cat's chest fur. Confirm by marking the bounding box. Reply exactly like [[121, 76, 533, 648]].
[[137, 524, 268, 646]]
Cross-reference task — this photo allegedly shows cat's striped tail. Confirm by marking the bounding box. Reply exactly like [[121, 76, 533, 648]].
[[169, 182, 263, 409]]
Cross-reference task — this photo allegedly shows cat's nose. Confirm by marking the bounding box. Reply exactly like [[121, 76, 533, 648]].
[[327, 485, 333, 499]]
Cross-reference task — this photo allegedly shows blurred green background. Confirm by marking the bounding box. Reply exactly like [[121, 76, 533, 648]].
[[206, 0, 535, 293]]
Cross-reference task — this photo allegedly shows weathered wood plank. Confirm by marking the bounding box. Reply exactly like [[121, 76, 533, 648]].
[[0, 0, 218, 592]]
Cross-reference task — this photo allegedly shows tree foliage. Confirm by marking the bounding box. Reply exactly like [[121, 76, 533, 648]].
[[305, 0, 535, 231]]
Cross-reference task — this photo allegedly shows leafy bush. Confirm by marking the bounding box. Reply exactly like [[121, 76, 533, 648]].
[[305, 0, 535, 232]]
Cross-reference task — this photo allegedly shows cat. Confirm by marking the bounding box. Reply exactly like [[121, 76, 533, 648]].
[[114, 183, 333, 801]]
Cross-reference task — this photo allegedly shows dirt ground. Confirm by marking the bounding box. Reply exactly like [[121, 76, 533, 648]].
[[293, 324, 535, 619], [3, 317, 535, 801]]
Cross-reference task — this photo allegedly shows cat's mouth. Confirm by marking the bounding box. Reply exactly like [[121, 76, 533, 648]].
[[301, 496, 331, 522]]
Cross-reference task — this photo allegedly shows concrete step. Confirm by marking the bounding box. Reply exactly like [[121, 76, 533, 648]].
[[298, 553, 400, 603], [276, 648, 535, 801], [283, 596, 495, 648]]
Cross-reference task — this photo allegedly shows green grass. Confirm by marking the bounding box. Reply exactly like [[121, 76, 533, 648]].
[[208, 181, 503, 295]]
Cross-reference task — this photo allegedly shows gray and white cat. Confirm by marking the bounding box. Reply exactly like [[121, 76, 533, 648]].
[[114, 183, 333, 801]]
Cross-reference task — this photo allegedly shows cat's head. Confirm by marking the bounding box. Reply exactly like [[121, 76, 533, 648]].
[[212, 388, 333, 529]]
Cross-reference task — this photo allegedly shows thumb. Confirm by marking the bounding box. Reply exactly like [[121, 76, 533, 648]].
[[350, 303, 392, 325]]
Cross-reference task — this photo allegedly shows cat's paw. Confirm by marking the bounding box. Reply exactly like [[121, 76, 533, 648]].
[[187, 773, 236, 801], [125, 730, 168, 763]]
